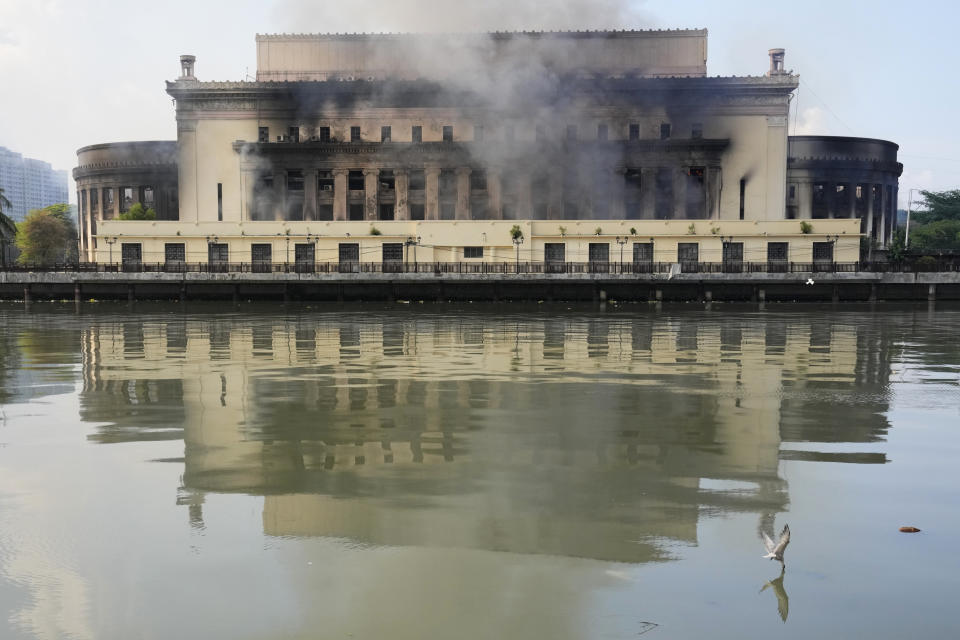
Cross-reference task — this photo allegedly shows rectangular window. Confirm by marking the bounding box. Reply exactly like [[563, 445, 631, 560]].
[[258, 127, 269, 143], [318, 171, 334, 192], [597, 124, 608, 140], [410, 204, 425, 220], [350, 126, 361, 142], [588, 243, 609, 262], [629, 124, 640, 140], [286, 170, 304, 191], [164, 243, 185, 265], [119, 187, 134, 213], [217, 183, 223, 221], [348, 170, 364, 191], [339, 243, 360, 263], [677, 242, 699, 264], [288, 126, 299, 143], [208, 243, 229, 264], [722, 242, 744, 269], [633, 243, 654, 263], [382, 243, 403, 262], [566, 125, 577, 140], [251, 243, 272, 272], [813, 242, 834, 262], [102, 188, 114, 218], [660, 123, 671, 140], [381, 126, 391, 142], [121, 243, 142, 266], [88, 188, 98, 216], [739, 178, 746, 220], [348, 204, 364, 221], [411, 125, 422, 142], [789, 184, 797, 200], [544, 243, 565, 263], [317, 204, 333, 220], [379, 204, 394, 220], [463, 246, 483, 259], [655, 169, 673, 220], [470, 170, 487, 191], [319, 126, 331, 142], [692, 123, 703, 139], [294, 243, 315, 272], [767, 242, 788, 262], [141, 186, 154, 207], [473, 124, 483, 141], [409, 170, 425, 190], [442, 125, 453, 142], [440, 202, 455, 220]]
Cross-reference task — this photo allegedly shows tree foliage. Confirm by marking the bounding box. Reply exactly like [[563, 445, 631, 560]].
[[913, 189, 960, 224], [118, 203, 156, 221], [15, 204, 78, 265]]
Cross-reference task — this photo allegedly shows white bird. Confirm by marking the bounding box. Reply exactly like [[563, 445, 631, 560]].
[[805, 278, 815, 285], [762, 524, 791, 567]]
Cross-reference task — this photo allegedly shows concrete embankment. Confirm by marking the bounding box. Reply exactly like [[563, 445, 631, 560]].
[[1, 271, 957, 303]]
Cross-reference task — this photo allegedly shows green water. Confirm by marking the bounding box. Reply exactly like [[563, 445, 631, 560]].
[[0, 303, 957, 639]]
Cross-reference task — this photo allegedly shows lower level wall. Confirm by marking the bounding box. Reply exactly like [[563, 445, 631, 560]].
[[91, 218, 862, 265]]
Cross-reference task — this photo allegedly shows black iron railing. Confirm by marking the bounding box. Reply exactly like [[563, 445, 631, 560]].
[[2, 261, 959, 275]]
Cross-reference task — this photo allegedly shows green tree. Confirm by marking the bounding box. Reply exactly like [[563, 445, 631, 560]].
[[118, 202, 156, 220], [913, 189, 960, 224], [908, 219, 960, 252], [15, 204, 78, 265]]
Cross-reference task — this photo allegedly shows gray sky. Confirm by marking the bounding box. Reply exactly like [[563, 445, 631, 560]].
[[0, 0, 955, 205]]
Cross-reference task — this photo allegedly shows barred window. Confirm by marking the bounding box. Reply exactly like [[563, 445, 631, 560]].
[[464, 246, 483, 259], [767, 242, 788, 262], [633, 243, 654, 263]]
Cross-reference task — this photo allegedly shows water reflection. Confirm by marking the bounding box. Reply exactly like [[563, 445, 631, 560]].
[[760, 567, 789, 622], [60, 308, 901, 563]]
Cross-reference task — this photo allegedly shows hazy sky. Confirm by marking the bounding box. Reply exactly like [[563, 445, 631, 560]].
[[0, 0, 955, 205]]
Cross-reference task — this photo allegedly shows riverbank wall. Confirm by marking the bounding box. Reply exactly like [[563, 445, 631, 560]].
[[1, 271, 958, 303]]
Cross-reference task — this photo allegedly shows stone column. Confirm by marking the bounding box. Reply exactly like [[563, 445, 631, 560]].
[[797, 181, 813, 220], [425, 166, 441, 220], [849, 183, 858, 219], [607, 167, 626, 220], [111, 186, 120, 219], [487, 169, 503, 219], [394, 169, 410, 220], [516, 173, 533, 219], [547, 171, 563, 220], [706, 167, 722, 219], [827, 182, 836, 219], [673, 168, 687, 219], [273, 169, 286, 221], [303, 169, 318, 221], [332, 169, 348, 221], [865, 183, 876, 243], [640, 168, 656, 220], [363, 168, 380, 221], [879, 183, 889, 245], [455, 167, 472, 220]]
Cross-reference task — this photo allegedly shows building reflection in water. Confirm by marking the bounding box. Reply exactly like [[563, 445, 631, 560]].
[[73, 309, 899, 563]]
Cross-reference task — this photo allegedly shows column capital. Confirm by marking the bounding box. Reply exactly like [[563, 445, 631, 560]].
[[455, 166, 473, 176], [394, 168, 409, 177], [424, 166, 442, 176], [363, 168, 380, 177], [331, 168, 349, 177]]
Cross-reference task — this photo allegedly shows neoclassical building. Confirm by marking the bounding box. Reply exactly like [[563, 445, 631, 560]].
[[75, 30, 895, 268]]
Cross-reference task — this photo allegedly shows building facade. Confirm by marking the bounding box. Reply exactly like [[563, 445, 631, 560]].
[[76, 31, 894, 267], [0, 146, 69, 222]]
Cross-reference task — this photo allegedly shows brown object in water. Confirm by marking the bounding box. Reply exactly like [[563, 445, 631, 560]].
[[899, 526, 921, 533]]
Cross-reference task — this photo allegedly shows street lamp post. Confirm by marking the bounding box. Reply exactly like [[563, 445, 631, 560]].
[[513, 235, 524, 273], [615, 236, 627, 271], [905, 188, 922, 249], [105, 236, 117, 265]]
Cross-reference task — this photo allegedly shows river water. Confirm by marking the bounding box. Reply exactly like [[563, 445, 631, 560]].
[[0, 303, 957, 639]]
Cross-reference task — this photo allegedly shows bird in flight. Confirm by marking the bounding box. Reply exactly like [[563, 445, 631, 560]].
[[762, 524, 791, 567]]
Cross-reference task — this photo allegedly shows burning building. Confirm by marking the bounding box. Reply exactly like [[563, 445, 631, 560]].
[[74, 30, 896, 268]]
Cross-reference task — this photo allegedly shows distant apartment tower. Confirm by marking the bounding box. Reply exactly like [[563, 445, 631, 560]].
[[0, 146, 69, 221]]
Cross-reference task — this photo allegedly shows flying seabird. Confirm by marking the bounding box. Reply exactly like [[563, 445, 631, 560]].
[[762, 524, 791, 567]]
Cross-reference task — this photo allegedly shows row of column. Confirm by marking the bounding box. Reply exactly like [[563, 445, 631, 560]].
[[793, 180, 893, 245], [261, 165, 723, 222]]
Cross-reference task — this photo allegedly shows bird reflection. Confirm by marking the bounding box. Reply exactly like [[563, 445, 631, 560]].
[[760, 566, 789, 622]]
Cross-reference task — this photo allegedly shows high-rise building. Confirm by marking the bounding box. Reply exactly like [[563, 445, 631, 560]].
[[0, 146, 69, 222]]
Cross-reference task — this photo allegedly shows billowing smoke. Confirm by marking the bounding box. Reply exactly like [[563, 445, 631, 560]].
[[271, 0, 654, 34]]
